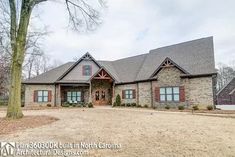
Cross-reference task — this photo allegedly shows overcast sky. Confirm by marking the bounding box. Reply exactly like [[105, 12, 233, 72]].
[[35, 0, 235, 66]]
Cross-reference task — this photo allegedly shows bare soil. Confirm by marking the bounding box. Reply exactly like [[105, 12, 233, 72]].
[[0, 107, 234, 157]]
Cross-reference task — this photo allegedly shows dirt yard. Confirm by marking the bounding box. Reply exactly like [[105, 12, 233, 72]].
[[0, 107, 234, 157]]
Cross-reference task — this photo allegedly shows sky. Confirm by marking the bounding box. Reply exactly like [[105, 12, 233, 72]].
[[34, 0, 235, 66]]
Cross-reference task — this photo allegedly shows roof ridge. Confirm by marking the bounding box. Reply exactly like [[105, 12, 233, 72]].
[[113, 53, 147, 62], [149, 36, 213, 53]]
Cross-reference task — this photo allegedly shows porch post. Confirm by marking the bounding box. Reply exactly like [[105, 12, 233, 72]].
[[112, 82, 115, 105], [58, 84, 61, 106], [89, 82, 92, 103]]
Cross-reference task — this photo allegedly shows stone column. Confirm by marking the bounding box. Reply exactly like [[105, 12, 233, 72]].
[[89, 82, 92, 103]]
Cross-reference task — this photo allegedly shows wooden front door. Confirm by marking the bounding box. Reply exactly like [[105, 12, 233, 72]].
[[93, 89, 109, 105]]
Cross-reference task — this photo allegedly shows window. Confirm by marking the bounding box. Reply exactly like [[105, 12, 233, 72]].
[[101, 91, 105, 100], [82, 65, 92, 76], [95, 91, 99, 101], [37, 90, 49, 102], [67, 91, 81, 102], [125, 90, 133, 99], [160, 87, 179, 102]]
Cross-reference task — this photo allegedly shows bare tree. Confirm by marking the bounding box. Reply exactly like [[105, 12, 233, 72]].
[[2, 0, 104, 119], [217, 63, 235, 90]]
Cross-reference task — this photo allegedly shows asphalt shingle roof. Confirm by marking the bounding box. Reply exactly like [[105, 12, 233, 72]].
[[23, 37, 216, 84]]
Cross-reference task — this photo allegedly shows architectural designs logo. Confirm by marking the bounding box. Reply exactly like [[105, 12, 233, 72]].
[[0, 142, 15, 156]]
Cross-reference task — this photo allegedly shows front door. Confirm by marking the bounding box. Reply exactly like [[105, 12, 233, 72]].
[[93, 89, 109, 105]]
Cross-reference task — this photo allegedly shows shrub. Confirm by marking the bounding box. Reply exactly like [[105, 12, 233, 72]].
[[88, 102, 93, 108], [47, 104, 52, 107], [121, 103, 125, 107], [144, 104, 148, 108], [137, 104, 142, 108], [62, 102, 70, 107], [192, 105, 199, 110], [165, 105, 170, 110], [131, 103, 137, 107], [112, 102, 117, 107], [178, 105, 184, 110], [116, 94, 121, 106], [207, 105, 213, 110], [126, 103, 131, 107], [153, 106, 157, 109]]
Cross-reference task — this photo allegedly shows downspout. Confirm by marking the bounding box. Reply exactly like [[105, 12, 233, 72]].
[[54, 84, 56, 107]]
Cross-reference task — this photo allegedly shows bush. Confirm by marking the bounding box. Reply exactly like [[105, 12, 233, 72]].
[[112, 102, 117, 107], [62, 102, 70, 107], [178, 105, 184, 110], [131, 103, 137, 107], [165, 105, 170, 110], [144, 104, 148, 108], [88, 102, 93, 108], [126, 103, 131, 107], [121, 103, 125, 107], [153, 106, 157, 109], [116, 94, 121, 106], [137, 104, 142, 108], [47, 104, 52, 107], [207, 105, 213, 110], [192, 105, 199, 110]]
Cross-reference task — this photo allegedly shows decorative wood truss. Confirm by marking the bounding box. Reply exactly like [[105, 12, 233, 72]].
[[161, 58, 174, 67], [150, 57, 189, 77], [82, 53, 93, 60], [93, 69, 113, 80]]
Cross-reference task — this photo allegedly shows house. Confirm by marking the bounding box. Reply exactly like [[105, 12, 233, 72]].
[[217, 77, 235, 105], [23, 37, 217, 108]]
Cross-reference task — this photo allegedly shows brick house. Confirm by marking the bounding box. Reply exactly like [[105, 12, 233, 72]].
[[23, 37, 217, 108], [217, 78, 235, 105]]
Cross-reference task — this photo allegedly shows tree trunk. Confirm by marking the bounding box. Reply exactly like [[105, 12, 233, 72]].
[[6, 58, 24, 119], [6, 0, 34, 119]]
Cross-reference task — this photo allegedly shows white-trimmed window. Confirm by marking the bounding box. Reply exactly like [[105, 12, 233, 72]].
[[67, 91, 81, 102], [125, 90, 133, 99], [37, 90, 49, 102], [160, 87, 179, 102]]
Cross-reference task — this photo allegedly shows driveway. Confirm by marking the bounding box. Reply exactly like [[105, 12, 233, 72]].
[[0, 107, 235, 157]]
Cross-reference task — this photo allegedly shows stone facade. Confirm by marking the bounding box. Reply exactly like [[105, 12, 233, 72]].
[[91, 80, 113, 105], [115, 84, 137, 104], [24, 67, 214, 109], [185, 77, 213, 108], [24, 84, 55, 106], [151, 66, 213, 109], [138, 82, 152, 107]]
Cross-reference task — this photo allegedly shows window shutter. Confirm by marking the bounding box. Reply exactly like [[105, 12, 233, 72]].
[[81, 91, 84, 102], [48, 90, 52, 102], [33, 90, 38, 102], [180, 86, 185, 102], [133, 89, 136, 99], [122, 90, 125, 99], [155, 87, 160, 102]]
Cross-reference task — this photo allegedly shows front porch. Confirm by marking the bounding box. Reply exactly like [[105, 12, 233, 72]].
[[56, 69, 115, 106]]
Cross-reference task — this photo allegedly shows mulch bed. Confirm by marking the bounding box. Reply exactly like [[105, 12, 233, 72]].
[[0, 116, 59, 135]]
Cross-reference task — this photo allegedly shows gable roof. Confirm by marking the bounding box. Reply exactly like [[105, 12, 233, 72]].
[[23, 37, 216, 84], [217, 77, 235, 95], [23, 62, 74, 84], [150, 57, 189, 78]]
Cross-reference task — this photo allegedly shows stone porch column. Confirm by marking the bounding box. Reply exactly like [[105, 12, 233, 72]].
[[89, 82, 92, 103]]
